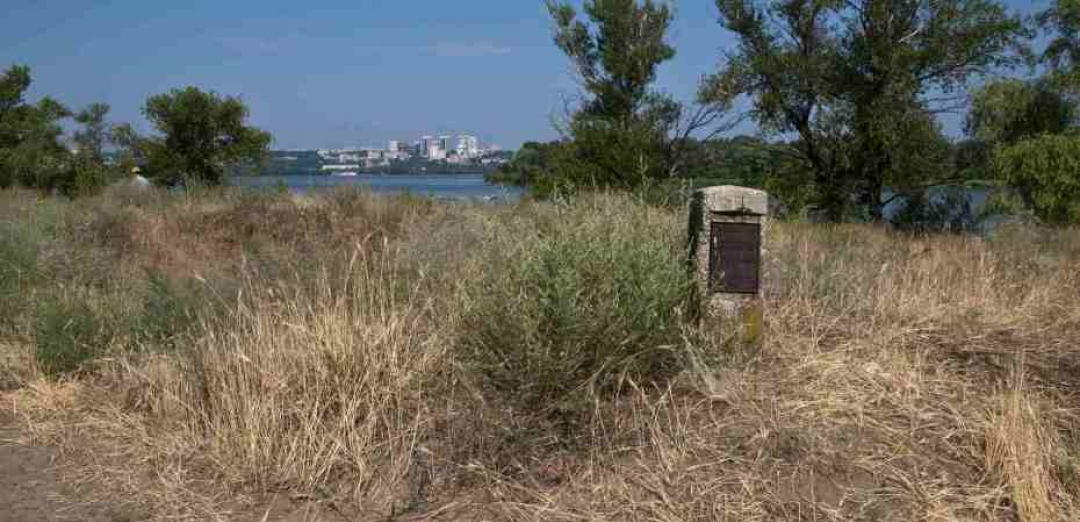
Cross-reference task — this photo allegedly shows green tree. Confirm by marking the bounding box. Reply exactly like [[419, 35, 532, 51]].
[[73, 102, 111, 161], [1040, 0, 1080, 84], [967, 79, 1075, 146], [704, 0, 1027, 222], [131, 87, 271, 186], [486, 141, 565, 187], [545, 0, 721, 192], [993, 133, 1080, 224], [55, 102, 121, 197], [0, 64, 71, 190]]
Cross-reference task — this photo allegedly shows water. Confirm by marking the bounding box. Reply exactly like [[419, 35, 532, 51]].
[[236, 175, 997, 228], [233, 173, 525, 201]]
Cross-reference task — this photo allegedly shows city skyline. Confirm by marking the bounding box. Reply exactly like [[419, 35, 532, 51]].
[[305, 132, 492, 154]]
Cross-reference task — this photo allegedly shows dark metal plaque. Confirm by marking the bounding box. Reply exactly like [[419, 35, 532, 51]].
[[708, 222, 761, 294]]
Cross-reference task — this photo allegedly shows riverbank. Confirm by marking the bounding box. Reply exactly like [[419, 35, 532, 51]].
[[2, 186, 1079, 521]]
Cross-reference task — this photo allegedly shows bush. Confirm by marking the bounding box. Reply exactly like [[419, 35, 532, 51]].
[[0, 198, 60, 332], [458, 195, 692, 415], [137, 271, 204, 348], [0, 222, 38, 332], [34, 292, 113, 377]]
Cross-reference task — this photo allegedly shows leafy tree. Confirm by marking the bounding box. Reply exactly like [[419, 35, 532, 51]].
[[0, 65, 71, 190], [54, 102, 122, 197], [486, 141, 565, 188], [704, 0, 1027, 222], [544, 0, 723, 192], [73, 102, 111, 161], [1040, 0, 1080, 84], [129, 87, 271, 186], [992, 133, 1080, 224], [967, 79, 1075, 146]]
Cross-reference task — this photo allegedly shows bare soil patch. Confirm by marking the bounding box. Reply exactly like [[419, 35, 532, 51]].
[[0, 411, 116, 522]]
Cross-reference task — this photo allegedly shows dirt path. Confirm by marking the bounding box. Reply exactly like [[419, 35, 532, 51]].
[[0, 412, 115, 522]]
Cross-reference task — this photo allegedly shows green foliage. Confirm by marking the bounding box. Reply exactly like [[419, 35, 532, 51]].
[[706, 0, 1027, 222], [552, 112, 675, 189], [1039, 0, 1080, 84], [460, 196, 691, 414], [73, 102, 111, 161], [967, 79, 1076, 146], [992, 133, 1080, 224], [138, 271, 203, 348], [130, 87, 272, 186], [34, 292, 112, 377], [486, 141, 565, 188], [53, 154, 113, 197], [544, 0, 685, 191], [0, 223, 39, 333], [0, 64, 72, 191]]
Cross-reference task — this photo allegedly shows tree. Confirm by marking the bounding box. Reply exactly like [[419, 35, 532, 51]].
[[1040, 0, 1080, 84], [486, 140, 565, 188], [131, 87, 271, 186], [704, 0, 1027, 222], [0, 64, 71, 190], [544, 0, 728, 192], [73, 102, 111, 161], [992, 133, 1080, 224], [967, 79, 1075, 146], [54, 102, 122, 197]]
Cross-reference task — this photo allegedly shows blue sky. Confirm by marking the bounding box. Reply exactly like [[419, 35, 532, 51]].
[[1, 0, 1048, 150]]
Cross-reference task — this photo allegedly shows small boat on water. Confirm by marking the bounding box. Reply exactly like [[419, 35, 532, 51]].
[[332, 171, 358, 177]]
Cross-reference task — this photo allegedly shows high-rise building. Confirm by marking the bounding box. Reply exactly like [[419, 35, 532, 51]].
[[420, 136, 435, 158], [457, 135, 480, 158], [439, 135, 452, 154], [389, 140, 400, 153]]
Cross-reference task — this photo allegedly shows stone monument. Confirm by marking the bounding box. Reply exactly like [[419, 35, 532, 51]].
[[688, 186, 768, 345]]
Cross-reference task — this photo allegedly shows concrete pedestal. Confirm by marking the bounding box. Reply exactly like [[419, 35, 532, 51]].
[[688, 186, 768, 345]]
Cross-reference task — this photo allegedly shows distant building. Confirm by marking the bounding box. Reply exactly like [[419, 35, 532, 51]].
[[457, 135, 480, 158], [420, 136, 435, 158], [427, 143, 446, 160], [439, 135, 452, 154], [389, 140, 400, 153]]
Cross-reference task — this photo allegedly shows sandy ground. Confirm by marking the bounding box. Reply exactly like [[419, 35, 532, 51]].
[[0, 411, 115, 522]]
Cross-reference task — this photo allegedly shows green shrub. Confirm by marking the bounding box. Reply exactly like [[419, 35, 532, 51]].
[[34, 292, 112, 377], [137, 271, 204, 348], [0, 223, 38, 331], [0, 199, 59, 332], [459, 195, 692, 414]]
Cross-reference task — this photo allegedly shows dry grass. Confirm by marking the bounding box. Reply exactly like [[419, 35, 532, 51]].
[[2, 188, 1080, 521]]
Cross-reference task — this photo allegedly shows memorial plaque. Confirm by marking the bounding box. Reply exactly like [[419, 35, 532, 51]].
[[708, 222, 760, 294]]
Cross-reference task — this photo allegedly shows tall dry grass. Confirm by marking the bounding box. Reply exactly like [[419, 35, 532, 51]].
[[3, 187, 1080, 521]]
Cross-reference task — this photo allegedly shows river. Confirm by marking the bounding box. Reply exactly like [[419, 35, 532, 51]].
[[233, 173, 525, 201]]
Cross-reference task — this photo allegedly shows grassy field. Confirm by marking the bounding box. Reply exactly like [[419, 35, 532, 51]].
[[2, 185, 1080, 521]]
